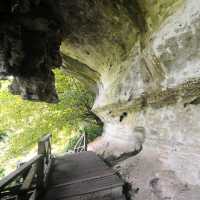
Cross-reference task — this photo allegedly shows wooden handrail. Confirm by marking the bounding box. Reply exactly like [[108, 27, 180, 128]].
[[0, 133, 53, 200], [37, 133, 52, 189], [38, 133, 52, 157], [21, 164, 37, 191], [39, 134, 52, 143], [0, 154, 42, 190]]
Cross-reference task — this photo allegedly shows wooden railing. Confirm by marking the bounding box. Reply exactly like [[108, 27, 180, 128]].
[[74, 132, 88, 153], [0, 134, 52, 200], [37, 134, 52, 189]]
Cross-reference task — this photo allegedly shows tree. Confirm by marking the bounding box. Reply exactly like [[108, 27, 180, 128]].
[[0, 69, 103, 173]]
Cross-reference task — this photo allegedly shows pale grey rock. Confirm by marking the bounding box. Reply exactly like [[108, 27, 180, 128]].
[[88, 1, 200, 199]]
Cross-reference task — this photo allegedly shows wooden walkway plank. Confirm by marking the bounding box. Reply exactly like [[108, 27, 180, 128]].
[[44, 175, 123, 199], [42, 151, 124, 200], [48, 151, 112, 186]]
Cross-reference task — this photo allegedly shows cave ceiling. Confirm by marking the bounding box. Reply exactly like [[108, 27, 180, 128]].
[[0, 0, 183, 103]]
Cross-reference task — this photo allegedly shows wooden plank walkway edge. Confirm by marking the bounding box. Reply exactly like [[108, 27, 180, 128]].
[[51, 171, 116, 188], [42, 151, 124, 200]]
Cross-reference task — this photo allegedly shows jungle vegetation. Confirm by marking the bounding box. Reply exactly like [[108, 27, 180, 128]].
[[0, 69, 103, 178]]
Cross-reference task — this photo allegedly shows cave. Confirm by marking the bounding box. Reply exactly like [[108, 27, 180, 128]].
[[1, 0, 200, 199]]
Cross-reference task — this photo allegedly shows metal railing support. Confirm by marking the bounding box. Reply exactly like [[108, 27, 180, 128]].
[[74, 132, 88, 153]]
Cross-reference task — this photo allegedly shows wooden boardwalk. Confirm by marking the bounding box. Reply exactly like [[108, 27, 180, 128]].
[[0, 134, 125, 200], [42, 151, 124, 200]]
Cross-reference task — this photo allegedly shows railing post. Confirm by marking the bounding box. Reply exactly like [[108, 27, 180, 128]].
[[84, 132, 88, 151], [37, 134, 52, 191], [37, 141, 45, 190]]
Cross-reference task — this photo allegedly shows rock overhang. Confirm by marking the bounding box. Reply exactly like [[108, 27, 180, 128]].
[[0, 0, 184, 104]]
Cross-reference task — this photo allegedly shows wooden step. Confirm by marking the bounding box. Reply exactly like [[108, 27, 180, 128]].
[[44, 175, 123, 199], [42, 151, 124, 200]]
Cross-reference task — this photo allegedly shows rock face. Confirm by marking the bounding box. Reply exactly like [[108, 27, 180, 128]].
[[1, 0, 200, 199], [0, 0, 62, 102], [88, 1, 200, 198]]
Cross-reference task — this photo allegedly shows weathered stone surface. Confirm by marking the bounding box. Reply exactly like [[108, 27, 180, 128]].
[[0, 0, 62, 102], [86, 1, 200, 199]]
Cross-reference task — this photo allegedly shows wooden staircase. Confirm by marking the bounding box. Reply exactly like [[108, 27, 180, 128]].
[[0, 134, 125, 200]]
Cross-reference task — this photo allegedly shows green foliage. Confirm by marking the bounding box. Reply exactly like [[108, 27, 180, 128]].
[[65, 124, 103, 151], [0, 69, 102, 172], [85, 125, 103, 142], [0, 167, 5, 178], [0, 131, 7, 141]]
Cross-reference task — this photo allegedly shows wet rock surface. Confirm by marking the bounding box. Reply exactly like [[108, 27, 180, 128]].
[[0, 0, 62, 102]]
